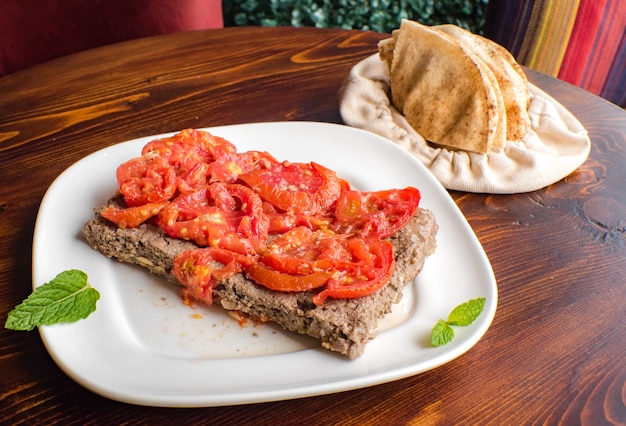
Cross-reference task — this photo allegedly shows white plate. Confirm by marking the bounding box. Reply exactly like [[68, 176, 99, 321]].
[[33, 122, 497, 407]]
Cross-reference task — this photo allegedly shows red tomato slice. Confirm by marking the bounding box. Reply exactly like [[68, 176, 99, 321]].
[[262, 202, 334, 234], [202, 247, 257, 281], [239, 162, 342, 215], [173, 246, 258, 305], [156, 183, 269, 254], [245, 226, 394, 303], [173, 248, 215, 304], [332, 187, 421, 238], [143, 128, 237, 160], [173, 248, 219, 305], [116, 156, 178, 207], [260, 227, 335, 274], [312, 238, 395, 306], [208, 150, 279, 183], [245, 227, 338, 292], [141, 139, 214, 192], [100, 202, 168, 228], [246, 263, 332, 292], [117, 129, 239, 207]]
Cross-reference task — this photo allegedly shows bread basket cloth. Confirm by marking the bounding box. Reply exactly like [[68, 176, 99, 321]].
[[338, 54, 591, 194]]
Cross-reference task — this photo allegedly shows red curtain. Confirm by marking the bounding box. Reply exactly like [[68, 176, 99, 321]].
[[0, 0, 223, 76]]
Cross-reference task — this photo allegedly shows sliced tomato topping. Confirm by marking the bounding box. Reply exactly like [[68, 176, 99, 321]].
[[239, 162, 342, 215], [156, 183, 269, 254], [246, 264, 332, 292], [100, 202, 168, 228], [173, 246, 258, 305], [173, 248, 219, 305], [332, 187, 421, 238], [143, 128, 237, 160], [116, 156, 178, 207], [116, 129, 239, 207], [173, 249, 214, 303], [312, 238, 395, 306], [262, 202, 334, 234], [208, 150, 279, 183], [141, 139, 214, 192], [201, 247, 257, 282], [245, 227, 336, 292], [107, 129, 423, 306], [246, 227, 395, 302], [260, 227, 335, 273]]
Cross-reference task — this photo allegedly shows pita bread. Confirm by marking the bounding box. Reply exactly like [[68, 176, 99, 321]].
[[378, 30, 399, 71], [388, 20, 505, 153], [434, 24, 529, 141]]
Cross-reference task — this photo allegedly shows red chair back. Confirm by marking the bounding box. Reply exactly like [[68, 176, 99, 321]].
[[0, 0, 223, 77]]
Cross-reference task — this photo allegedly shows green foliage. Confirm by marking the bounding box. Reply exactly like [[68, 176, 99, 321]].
[[223, 0, 489, 34]]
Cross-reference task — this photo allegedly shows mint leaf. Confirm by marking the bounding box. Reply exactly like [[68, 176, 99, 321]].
[[5, 270, 100, 331], [447, 297, 486, 326], [431, 319, 455, 346], [430, 297, 486, 347]]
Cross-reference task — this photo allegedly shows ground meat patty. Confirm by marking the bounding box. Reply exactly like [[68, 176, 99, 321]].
[[82, 203, 438, 359]]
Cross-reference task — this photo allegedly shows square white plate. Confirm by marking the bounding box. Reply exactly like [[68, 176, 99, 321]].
[[33, 122, 497, 407]]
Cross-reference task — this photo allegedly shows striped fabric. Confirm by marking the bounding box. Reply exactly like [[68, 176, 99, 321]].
[[483, 0, 626, 108]]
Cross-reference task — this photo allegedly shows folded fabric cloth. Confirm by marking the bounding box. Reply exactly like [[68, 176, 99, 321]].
[[339, 54, 591, 194]]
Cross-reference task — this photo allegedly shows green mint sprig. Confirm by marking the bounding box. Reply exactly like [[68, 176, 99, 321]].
[[431, 297, 485, 346], [5, 270, 100, 331]]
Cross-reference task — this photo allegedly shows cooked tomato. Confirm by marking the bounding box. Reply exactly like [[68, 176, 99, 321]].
[[261, 202, 333, 234], [245, 227, 336, 292], [109, 129, 421, 306], [156, 183, 269, 254], [208, 150, 278, 183], [201, 247, 257, 281], [246, 263, 332, 292], [259, 227, 335, 273], [173, 248, 219, 305], [173, 246, 257, 305], [332, 187, 421, 238], [100, 202, 168, 228], [116, 156, 178, 207], [117, 130, 240, 207], [143, 129, 237, 160], [141, 139, 214, 192], [239, 162, 342, 215], [245, 226, 395, 302], [312, 238, 395, 306]]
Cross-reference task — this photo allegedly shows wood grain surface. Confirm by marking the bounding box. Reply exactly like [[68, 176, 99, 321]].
[[0, 26, 624, 425]]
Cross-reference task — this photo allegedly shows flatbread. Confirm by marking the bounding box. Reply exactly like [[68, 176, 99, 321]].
[[377, 30, 398, 71], [388, 20, 505, 153], [434, 24, 529, 141]]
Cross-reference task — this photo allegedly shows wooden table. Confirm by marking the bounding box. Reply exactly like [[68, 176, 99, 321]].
[[1, 26, 624, 425]]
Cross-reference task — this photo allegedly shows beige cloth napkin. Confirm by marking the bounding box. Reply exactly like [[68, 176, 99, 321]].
[[339, 54, 591, 194]]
